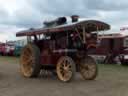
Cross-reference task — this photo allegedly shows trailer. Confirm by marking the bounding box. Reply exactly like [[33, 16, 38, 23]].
[[92, 33, 128, 65]]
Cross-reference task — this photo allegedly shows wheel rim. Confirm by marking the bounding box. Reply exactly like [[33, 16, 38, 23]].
[[57, 57, 74, 82], [20, 46, 34, 77], [80, 57, 97, 80]]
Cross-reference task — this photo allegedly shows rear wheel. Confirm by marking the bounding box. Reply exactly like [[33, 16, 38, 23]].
[[79, 56, 97, 80], [20, 43, 41, 78], [56, 56, 76, 82]]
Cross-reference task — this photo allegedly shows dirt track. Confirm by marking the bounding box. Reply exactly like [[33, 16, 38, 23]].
[[0, 56, 128, 96]]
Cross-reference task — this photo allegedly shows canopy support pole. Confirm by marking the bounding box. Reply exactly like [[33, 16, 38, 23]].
[[82, 26, 86, 44], [75, 28, 82, 41]]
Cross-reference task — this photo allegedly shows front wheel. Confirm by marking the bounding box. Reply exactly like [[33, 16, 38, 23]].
[[79, 56, 97, 80], [20, 43, 41, 78], [56, 56, 76, 82]]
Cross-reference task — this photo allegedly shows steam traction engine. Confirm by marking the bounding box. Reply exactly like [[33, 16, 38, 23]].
[[16, 16, 110, 82]]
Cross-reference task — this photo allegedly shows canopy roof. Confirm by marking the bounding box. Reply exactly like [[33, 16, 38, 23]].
[[16, 20, 110, 37]]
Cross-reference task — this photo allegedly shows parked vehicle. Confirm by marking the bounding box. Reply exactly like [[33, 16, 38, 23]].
[[16, 16, 110, 82], [14, 45, 23, 56], [0, 43, 6, 55], [91, 33, 128, 65]]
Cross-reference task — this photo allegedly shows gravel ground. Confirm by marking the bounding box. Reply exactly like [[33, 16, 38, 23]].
[[0, 56, 128, 96]]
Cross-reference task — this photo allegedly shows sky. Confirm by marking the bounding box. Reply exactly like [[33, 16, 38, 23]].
[[0, 0, 128, 42]]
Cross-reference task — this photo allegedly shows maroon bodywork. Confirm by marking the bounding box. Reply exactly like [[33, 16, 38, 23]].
[[91, 33, 128, 64], [16, 17, 111, 82], [0, 43, 6, 55], [0, 43, 15, 56], [16, 20, 110, 66]]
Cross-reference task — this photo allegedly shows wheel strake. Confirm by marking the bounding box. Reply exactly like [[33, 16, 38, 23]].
[[56, 56, 75, 82], [79, 56, 97, 80]]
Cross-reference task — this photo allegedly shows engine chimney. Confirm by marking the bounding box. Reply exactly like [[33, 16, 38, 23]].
[[71, 15, 79, 22]]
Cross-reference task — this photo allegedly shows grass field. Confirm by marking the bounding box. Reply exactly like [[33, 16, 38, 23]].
[[0, 56, 128, 96], [0, 56, 19, 64]]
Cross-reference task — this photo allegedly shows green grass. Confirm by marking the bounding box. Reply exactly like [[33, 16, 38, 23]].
[[98, 64, 128, 80], [98, 63, 128, 71], [0, 56, 19, 64]]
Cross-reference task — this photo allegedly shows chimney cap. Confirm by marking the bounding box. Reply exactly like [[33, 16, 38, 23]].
[[71, 15, 79, 22], [71, 15, 79, 18]]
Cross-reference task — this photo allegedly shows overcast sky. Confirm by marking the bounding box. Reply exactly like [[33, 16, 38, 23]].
[[0, 0, 128, 42]]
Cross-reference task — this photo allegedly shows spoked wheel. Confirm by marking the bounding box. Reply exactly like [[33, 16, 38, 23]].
[[79, 56, 97, 80], [56, 56, 76, 82], [20, 43, 41, 78]]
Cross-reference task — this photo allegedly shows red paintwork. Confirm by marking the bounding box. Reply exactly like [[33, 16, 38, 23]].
[[91, 33, 128, 64], [0, 43, 15, 56], [96, 34, 128, 55], [36, 38, 67, 65], [16, 19, 110, 66], [0, 43, 6, 55]]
